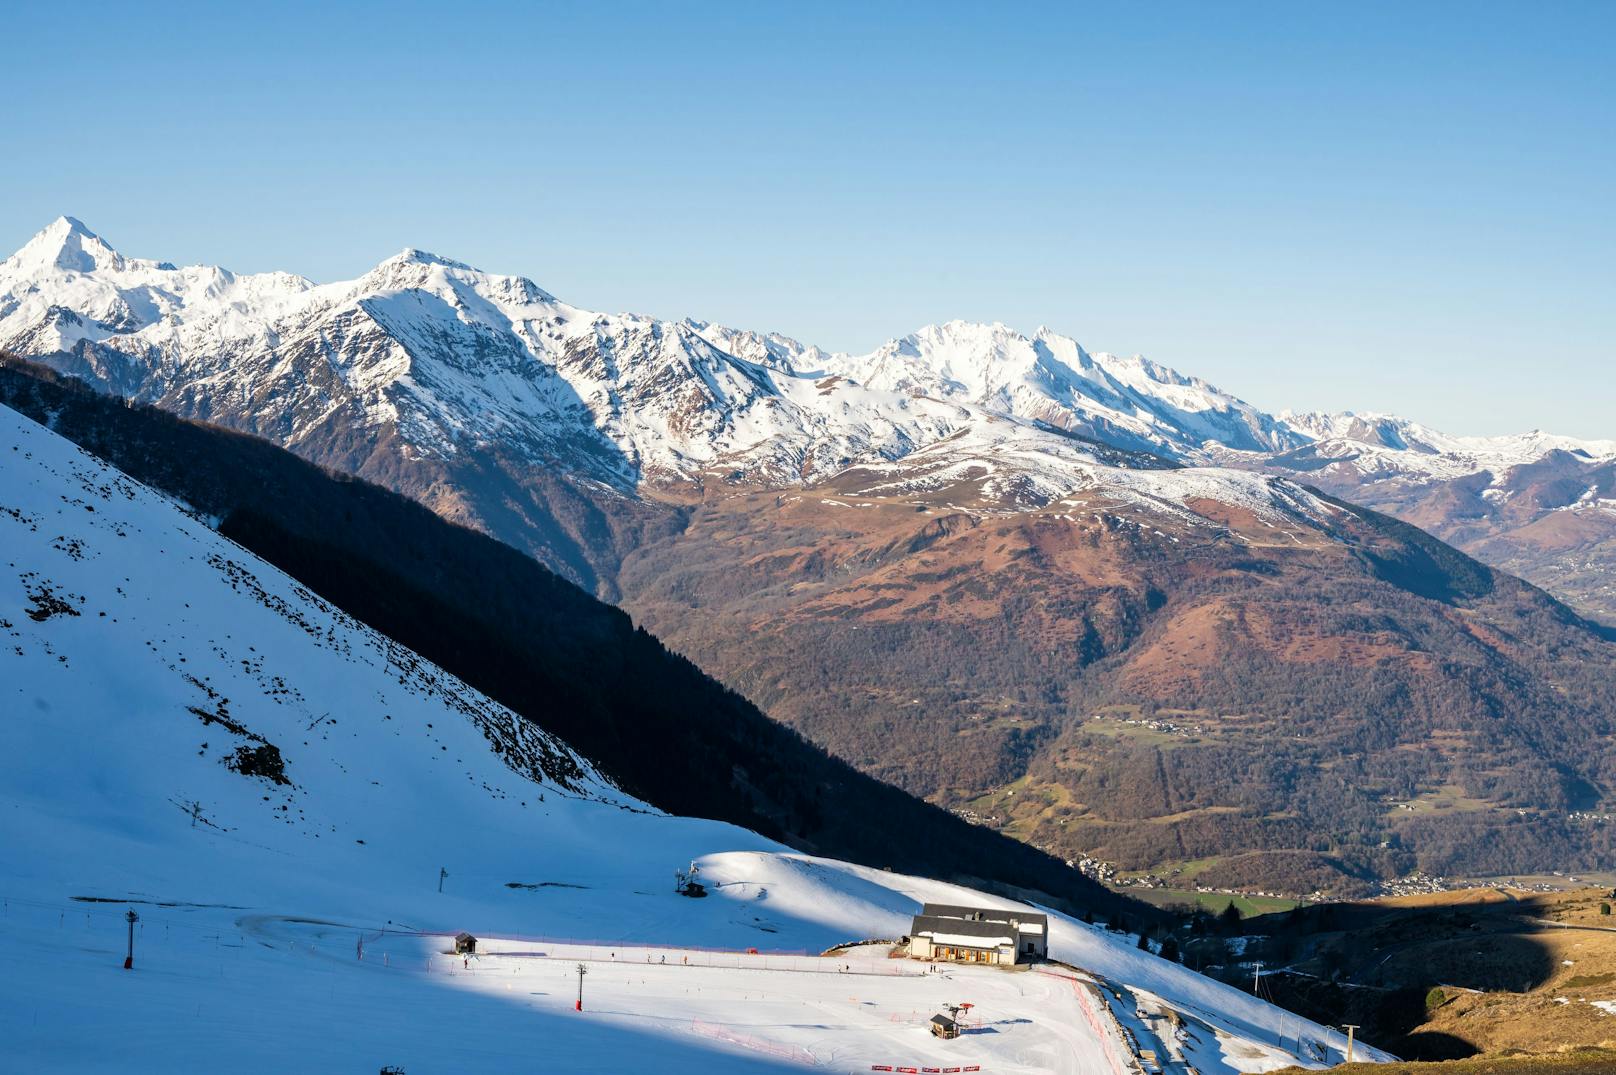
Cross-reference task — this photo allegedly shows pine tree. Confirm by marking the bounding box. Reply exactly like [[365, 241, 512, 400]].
[[1218, 903, 1242, 935]]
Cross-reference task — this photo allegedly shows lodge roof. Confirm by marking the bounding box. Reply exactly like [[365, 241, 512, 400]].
[[911, 914, 1023, 942], [918, 902, 1048, 928]]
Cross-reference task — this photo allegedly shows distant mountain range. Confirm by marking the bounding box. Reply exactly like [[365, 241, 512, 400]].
[[1238, 414, 1616, 623], [4, 217, 1611, 620], [5, 217, 1615, 894]]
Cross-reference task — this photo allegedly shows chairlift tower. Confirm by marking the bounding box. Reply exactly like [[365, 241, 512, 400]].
[[123, 909, 139, 969], [675, 861, 707, 898]]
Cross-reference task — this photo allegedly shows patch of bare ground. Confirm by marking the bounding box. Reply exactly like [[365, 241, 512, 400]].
[[1245, 888, 1616, 1060]]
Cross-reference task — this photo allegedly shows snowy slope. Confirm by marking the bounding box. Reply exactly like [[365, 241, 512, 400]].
[[0, 402, 1389, 1071], [827, 418, 1341, 527]]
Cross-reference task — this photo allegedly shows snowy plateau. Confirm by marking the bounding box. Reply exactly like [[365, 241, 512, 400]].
[[0, 402, 1393, 1071]]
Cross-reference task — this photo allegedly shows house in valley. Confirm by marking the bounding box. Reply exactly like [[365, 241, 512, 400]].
[[905, 903, 1048, 965]]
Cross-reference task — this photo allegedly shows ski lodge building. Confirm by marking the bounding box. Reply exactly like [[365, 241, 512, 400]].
[[906, 903, 1049, 965]]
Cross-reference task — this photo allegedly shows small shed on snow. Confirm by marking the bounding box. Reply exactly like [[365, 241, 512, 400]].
[[453, 931, 477, 955], [930, 1013, 959, 1039]]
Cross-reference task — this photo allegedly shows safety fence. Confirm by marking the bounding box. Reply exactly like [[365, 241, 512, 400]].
[[9, 894, 1003, 1074], [410, 926, 816, 957], [1042, 969, 1131, 1075], [411, 932, 929, 978], [0, 894, 916, 985]]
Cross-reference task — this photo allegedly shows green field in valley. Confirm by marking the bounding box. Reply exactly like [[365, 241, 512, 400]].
[[1114, 886, 1304, 917]]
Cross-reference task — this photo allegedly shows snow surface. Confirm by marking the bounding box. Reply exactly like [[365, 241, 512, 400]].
[[0, 402, 1391, 1071]]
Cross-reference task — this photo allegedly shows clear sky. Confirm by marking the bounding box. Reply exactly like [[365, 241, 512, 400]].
[[4, 1, 1611, 436]]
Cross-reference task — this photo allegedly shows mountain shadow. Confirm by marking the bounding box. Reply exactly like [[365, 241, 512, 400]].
[[1192, 890, 1615, 1061]]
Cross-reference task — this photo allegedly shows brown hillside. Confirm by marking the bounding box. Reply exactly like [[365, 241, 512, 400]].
[[614, 467, 1616, 894], [1247, 888, 1616, 1062]]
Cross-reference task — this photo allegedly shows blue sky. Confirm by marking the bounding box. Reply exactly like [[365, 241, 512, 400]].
[[4, 1, 1611, 436]]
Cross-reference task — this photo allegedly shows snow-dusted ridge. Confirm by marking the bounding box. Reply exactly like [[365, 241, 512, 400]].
[[7, 217, 1601, 519], [1252, 410, 1616, 483], [1, 393, 1388, 1070]]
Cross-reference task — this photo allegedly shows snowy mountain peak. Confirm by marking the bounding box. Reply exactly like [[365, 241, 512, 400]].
[[6, 215, 124, 275], [387, 247, 477, 271], [1275, 409, 1616, 472], [1278, 410, 1432, 451], [350, 247, 558, 310]]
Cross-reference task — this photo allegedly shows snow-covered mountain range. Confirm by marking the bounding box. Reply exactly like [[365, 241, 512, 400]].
[[0, 397, 1383, 1072], [5, 218, 1605, 485], [1254, 410, 1616, 482], [2, 216, 1611, 616], [0, 219, 1364, 481]]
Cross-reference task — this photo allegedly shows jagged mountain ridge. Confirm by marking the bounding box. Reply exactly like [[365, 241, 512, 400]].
[[1278, 410, 1616, 467], [0, 218, 1334, 490], [0, 217, 1363, 597], [4, 217, 1610, 613], [8, 218, 1608, 489]]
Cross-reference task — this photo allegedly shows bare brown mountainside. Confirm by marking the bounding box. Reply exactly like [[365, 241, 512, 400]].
[[608, 466, 1616, 894]]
